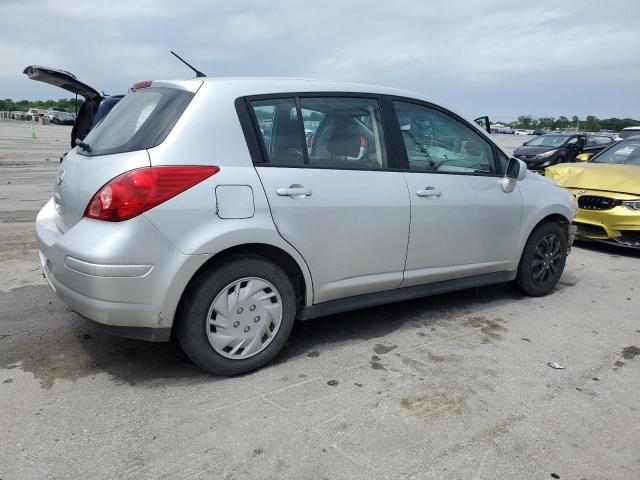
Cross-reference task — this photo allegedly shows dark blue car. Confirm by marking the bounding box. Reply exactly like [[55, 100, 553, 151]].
[[23, 65, 123, 147]]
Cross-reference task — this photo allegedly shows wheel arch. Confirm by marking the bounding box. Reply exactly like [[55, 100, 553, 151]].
[[175, 243, 311, 325], [515, 211, 572, 270]]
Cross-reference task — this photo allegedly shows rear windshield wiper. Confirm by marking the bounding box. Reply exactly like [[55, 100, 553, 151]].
[[76, 140, 92, 153]]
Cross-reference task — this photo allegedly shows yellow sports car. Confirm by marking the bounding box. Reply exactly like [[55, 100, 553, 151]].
[[545, 137, 640, 248]]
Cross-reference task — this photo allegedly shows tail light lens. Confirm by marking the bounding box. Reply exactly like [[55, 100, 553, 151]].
[[85, 166, 219, 222]]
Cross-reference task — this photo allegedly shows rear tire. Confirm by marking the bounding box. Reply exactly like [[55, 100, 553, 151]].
[[176, 255, 297, 375], [515, 222, 567, 296]]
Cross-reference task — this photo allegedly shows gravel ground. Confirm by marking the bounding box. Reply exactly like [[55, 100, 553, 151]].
[[1, 120, 639, 480]]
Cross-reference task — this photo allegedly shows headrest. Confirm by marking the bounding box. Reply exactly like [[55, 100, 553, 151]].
[[327, 121, 360, 157]]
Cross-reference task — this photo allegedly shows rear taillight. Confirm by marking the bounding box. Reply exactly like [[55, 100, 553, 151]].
[[84, 166, 219, 222]]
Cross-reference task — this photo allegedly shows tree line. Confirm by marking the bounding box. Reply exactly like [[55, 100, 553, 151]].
[[509, 115, 639, 132], [0, 98, 83, 113]]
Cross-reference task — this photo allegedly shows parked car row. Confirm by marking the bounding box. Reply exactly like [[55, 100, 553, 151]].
[[513, 133, 615, 170]]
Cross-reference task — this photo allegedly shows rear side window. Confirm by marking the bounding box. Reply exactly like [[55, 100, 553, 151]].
[[250, 96, 387, 169], [251, 98, 305, 166], [79, 87, 194, 156]]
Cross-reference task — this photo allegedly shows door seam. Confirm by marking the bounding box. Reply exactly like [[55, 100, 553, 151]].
[[252, 165, 315, 305], [400, 172, 412, 286]]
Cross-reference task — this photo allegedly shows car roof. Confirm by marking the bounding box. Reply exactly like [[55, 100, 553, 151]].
[[151, 76, 504, 152], [154, 76, 446, 107], [621, 126, 640, 131], [206, 76, 425, 98]]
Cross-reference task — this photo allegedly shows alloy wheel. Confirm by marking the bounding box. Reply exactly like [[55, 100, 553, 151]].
[[531, 233, 562, 286]]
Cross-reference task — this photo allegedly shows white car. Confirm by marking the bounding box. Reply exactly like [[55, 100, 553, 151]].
[[615, 126, 640, 141], [35, 77, 577, 375], [26, 108, 46, 118], [515, 129, 531, 135]]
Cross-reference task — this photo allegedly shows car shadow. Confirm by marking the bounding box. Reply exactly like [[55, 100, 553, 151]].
[[273, 282, 523, 365], [1, 282, 527, 389]]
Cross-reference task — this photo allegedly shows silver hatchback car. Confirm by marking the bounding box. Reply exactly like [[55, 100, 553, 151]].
[[36, 78, 577, 375]]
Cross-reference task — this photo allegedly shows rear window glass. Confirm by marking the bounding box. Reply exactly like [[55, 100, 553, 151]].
[[79, 87, 194, 156], [619, 129, 640, 139]]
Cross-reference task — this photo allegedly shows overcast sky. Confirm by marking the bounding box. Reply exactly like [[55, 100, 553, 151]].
[[1, 0, 639, 120]]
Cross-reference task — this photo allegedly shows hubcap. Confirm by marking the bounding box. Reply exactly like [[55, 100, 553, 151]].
[[531, 233, 562, 286], [205, 277, 283, 360]]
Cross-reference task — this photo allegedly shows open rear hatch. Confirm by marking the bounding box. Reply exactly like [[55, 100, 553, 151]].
[[23, 65, 101, 100]]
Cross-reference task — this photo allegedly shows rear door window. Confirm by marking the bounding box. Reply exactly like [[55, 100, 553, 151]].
[[300, 97, 387, 169], [249, 96, 387, 169], [79, 87, 194, 156]]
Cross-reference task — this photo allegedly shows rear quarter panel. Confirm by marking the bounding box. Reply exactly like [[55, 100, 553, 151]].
[[144, 85, 314, 306]]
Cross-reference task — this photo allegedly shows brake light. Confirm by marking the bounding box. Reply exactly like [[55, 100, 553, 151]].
[[131, 80, 152, 90], [85, 166, 219, 221]]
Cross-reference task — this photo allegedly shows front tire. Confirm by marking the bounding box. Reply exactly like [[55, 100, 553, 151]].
[[176, 255, 297, 375], [515, 222, 567, 296]]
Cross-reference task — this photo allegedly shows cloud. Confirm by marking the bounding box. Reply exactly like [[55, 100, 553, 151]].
[[0, 0, 638, 116], [0, 42, 64, 79]]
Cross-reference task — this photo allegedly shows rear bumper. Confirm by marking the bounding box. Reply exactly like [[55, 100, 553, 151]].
[[36, 199, 205, 340]]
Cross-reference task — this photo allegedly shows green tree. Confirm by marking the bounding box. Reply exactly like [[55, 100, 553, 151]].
[[515, 115, 533, 129], [537, 117, 555, 129], [583, 115, 600, 132], [0, 97, 82, 113], [556, 116, 569, 129]]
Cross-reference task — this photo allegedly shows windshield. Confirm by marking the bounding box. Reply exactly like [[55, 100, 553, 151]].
[[526, 135, 570, 147], [619, 129, 640, 140], [592, 138, 640, 165], [79, 87, 194, 156]]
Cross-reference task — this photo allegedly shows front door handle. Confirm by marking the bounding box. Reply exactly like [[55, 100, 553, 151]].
[[416, 187, 442, 198], [276, 186, 312, 197]]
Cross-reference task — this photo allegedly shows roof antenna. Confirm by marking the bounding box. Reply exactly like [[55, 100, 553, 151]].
[[170, 51, 206, 78]]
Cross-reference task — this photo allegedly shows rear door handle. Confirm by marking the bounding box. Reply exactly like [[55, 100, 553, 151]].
[[416, 187, 442, 198], [276, 187, 312, 197]]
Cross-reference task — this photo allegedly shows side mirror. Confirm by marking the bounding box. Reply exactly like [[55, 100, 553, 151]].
[[501, 158, 527, 193], [576, 153, 594, 162]]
